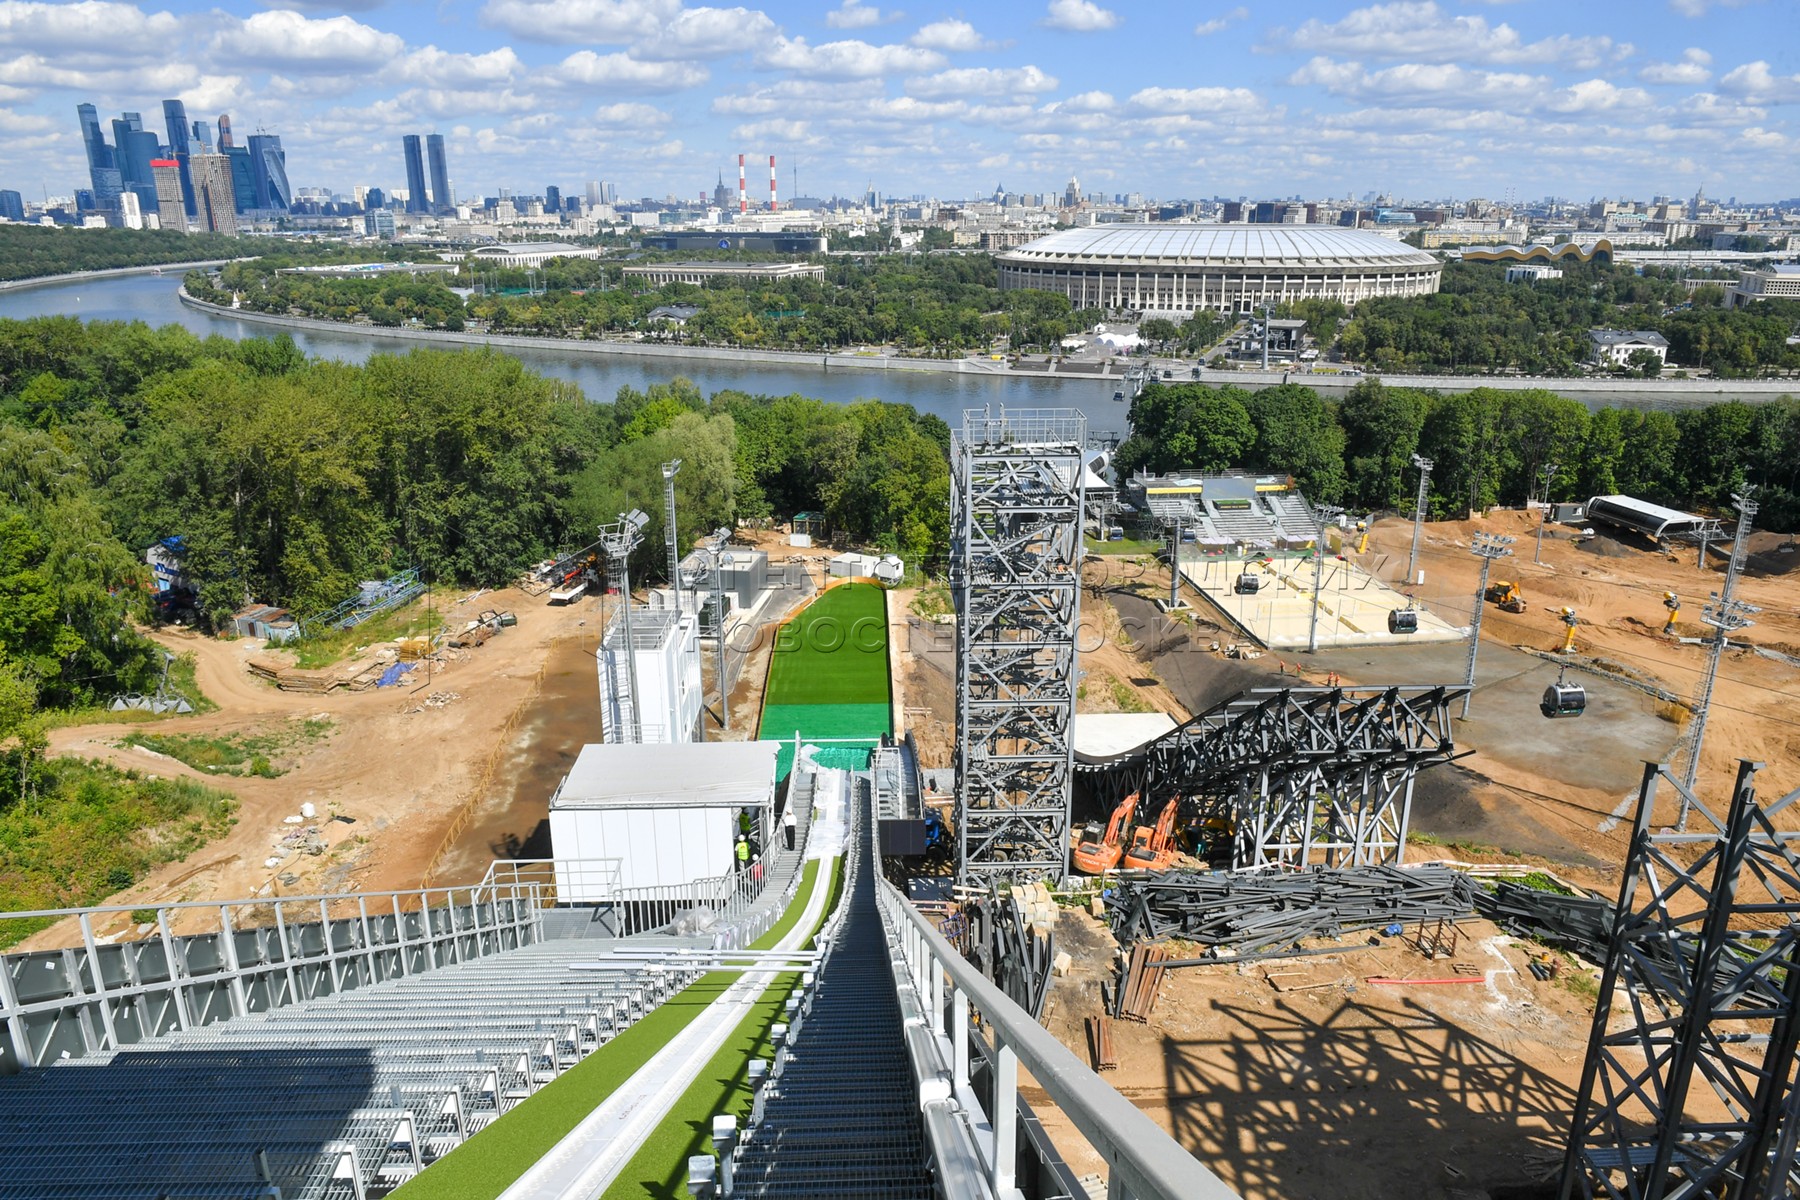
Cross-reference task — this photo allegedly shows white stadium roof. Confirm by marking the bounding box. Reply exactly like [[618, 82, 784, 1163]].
[[1001, 223, 1439, 269]]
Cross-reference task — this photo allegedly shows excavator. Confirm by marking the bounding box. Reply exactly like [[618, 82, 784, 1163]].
[[1485, 580, 1527, 613], [1119, 798, 1182, 872], [1071, 792, 1138, 874]]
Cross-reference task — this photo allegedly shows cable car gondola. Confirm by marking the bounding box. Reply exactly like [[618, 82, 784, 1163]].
[[1235, 573, 1263, 595], [1387, 608, 1419, 635], [1541, 668, 1587, 719]]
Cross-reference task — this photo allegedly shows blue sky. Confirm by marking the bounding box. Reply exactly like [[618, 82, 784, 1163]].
[[1, 0, 1795, 203]]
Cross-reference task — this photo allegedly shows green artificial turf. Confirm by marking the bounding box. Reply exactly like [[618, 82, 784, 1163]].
[[390, 858, 829, 1200], [762, 582, 891, 709], [601, 854, 845, 1200]]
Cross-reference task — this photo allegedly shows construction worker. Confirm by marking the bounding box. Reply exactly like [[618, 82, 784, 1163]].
[[735, 835, 750, 872], [738, 808, 753, 838], [751, 854, 764, 886]]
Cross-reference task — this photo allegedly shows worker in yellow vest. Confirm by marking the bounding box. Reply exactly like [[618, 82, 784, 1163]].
[[735, 835, 750, 872]]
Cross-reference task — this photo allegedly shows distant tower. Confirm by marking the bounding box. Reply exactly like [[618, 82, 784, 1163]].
[[161, 99, 196, 217], [1064, 176, 1081, 209], [737, 153, 746, 213], [216, 113, 234, 148], [402, 135, 429, 214], [190, 153, 238, 234], [769, 154, 777, 211], [426, 133, 452, 213], [711, 171, 733, 211]]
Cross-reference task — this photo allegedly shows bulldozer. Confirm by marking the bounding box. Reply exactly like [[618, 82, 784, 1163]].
[[1485, 580, 1527, 613], [1120, 799, 1182, 872], [1071, 792, 1137, 875]]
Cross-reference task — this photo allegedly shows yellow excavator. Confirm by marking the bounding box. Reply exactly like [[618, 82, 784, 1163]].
[[1485, 580, 1527, 613]]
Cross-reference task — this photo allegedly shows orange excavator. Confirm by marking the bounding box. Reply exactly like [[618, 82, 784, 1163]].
[[1119, 799, 1182, 872], [1071, 792, 1138, 874]]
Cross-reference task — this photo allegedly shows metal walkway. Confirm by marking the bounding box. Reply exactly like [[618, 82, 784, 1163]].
[[731, 786, 935, 1198]]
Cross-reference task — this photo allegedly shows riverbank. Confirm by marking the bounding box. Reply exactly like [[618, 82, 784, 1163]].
[[1, 259, 240, 295], [176, 289, 1795, 406]]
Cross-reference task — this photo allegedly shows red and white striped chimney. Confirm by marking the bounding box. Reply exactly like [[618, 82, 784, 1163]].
[[737, 154, 746, 213], [769, 155, 777, 211]]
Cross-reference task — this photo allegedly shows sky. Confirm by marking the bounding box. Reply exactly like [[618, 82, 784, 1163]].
[[2, 0, 1797, 205]]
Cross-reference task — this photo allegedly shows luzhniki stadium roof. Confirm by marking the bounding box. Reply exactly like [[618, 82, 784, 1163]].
[[1002, 223, 1440, 268]]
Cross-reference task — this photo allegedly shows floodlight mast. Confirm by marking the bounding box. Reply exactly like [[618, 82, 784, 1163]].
[[1534, 461, 1559, 564], [1407, 454, 1434, 586], [698, 525, 734, 734], [1462, 532, 1515, 720], [662, 459, 682, 615], [599, 509, 650, 743], [1677, 487, 1760, 825], [1307, 504, 1345, 653]]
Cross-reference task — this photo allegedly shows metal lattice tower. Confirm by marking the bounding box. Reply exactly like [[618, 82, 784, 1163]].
[[598, 509, 650, 743], [1461, 532, 1514, 720], [1679, 488, 1761, 817], [1407, 453, 1434, 585], [952, 407, 1087, 885], [1534, 460, 1559, 564], [662, 459, 682, 609], [1560, 759, 1800, 1200]]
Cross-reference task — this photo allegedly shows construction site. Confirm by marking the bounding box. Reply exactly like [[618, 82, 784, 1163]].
[[4, 409, 1800, 1200]]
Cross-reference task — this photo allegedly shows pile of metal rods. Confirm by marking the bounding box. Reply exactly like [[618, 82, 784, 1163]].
[[1473, 879, 1612, 960], [1108, 865, 1479, 958]]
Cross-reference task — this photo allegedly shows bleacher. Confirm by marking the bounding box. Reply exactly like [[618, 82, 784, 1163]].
[[1130, 471, 1321, 552]]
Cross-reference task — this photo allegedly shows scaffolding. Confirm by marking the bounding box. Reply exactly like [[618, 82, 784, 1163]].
[[953, 407, 1088, 885], [1560, 760, 1800, 1200]]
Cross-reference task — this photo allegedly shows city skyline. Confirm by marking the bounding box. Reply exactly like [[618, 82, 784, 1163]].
[[1, 0, 1796, 204]]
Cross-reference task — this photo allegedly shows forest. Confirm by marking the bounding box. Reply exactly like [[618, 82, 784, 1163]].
[[1339, 259, 1800, 377], [0, 316, 950, 920], [1117, 380, 1800, 532], [0, 225, 271, 281], [191, 252, 1102, 354]]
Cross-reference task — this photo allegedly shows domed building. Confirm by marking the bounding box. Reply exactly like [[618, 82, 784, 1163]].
[[995, 223, 1442, 315]]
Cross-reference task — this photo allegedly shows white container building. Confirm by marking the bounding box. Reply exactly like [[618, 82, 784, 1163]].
[[597, 605, 702, 744]]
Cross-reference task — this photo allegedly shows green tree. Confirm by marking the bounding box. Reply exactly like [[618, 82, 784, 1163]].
[[1338, 379, 1428, 510], [1242, 384, 1346, 502]]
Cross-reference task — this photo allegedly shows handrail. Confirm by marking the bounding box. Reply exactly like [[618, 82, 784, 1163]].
[[0, 880, 534, 923], [875, 875, 1239, 1200]]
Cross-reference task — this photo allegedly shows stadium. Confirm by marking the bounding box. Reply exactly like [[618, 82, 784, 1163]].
[[994, 223, 1443, 315]]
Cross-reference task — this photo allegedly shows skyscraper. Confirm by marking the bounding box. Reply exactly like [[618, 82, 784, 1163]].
[[149, 160, 186, 230], [545, 185, 561, 213], [0, 190, 25, 222], [216, 113, 235, 149], [162, 99, 197, 217], [426, 133, 451, 214], [75, 103, 123, 208], [402, 135, 429, 214], [189, 153, 237, 234], [246, 134, 290, 211], [112, 116, 163, 213], [224, 146, 255, 213], [191, 119, 213, 153]]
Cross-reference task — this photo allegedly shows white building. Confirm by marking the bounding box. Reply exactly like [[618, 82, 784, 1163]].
[[464, 241, 602, 269], [1727, 264, 1800, 308], [598, 606, 702, 745], [1506, 264, 1563, 283], [549, 740, 777, 899], [1589, 330, 1670, 368]]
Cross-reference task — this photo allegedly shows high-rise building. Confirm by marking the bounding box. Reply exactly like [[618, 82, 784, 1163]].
[[246, 134, 290, 211], [161, 99, 196, 217], [149, 160, 186, 230], [112, 119, 163, 213], [191, 120, 212, 153], [402, 135, 429, 214], [366, 186, 387, 210], [118, 191, 143, 229], [585, 180, 600, 206], [364, 208, 396, 238], [426, 133, 451, 214], [76, 103, 124, 209], [216, 113, 234, 149], [545, 185, 562, 213], [189, 153, 237, 234], [0, 190, 25, 222], [223, 146, 256, 213]]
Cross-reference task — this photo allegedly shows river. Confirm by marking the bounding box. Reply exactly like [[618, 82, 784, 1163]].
[[0, 271, 1132, 434], [0, 270, 1788, 420]]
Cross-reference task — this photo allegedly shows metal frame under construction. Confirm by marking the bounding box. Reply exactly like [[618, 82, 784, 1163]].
[[1083, 685, 1465, 869], [952, 407, 1088, 884], [1560, 760, 1800, 1200]]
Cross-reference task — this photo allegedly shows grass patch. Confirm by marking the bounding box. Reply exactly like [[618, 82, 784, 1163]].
[[764, 583, 889, 708], [1406, 831, 1503, 857], [1087, 538, 1163, 556], [391, 857, 837, 1200], [1109, 678, 1155, 713], [287, 591, 446, 670], [908, 583, 951, 621], [34, 652, 217, 731], [0, 759, 238, 947], [123, 718, 331, 778]]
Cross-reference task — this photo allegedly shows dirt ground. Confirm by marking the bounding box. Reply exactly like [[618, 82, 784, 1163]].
[[1032, 908, 1599, 1200]]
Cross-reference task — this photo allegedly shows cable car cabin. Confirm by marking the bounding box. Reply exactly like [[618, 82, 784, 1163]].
[[1235, 574, 1264, 595], [1387, 609, 1419, 634], [1541, 681, 1587, 718]]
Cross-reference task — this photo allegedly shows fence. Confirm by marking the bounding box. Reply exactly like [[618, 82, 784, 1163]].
[[478, 858, 770, 938]]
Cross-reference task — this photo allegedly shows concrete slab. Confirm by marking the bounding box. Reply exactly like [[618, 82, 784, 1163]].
[[1180, 555, 1465, 650]]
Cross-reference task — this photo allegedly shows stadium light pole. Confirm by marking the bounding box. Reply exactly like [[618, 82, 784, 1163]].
[[1677, 488, 1759, 825], [1407, 454, 1434, 587], [1533, 461, 1558, 564], [600, 509, 651, 743], [1307, 504, 1345, 653], [1461, 532, 1515, 720], [662, 459, 682, 611]]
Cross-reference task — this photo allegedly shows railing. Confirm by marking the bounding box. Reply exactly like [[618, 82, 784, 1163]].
[[1, 878, 543, 1073], [478, 858, 770, 938], [874, 875, 1239, 1200]]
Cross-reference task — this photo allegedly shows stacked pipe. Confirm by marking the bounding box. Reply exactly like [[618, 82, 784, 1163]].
[[1473, 880, 1612, 960], [1108, 865, 1478, 958]]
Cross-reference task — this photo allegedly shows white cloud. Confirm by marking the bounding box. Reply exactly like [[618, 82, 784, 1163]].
[[1128, 85, 1263, 115], [1193, 6, 1247, 36], [906, 64, 1057, 97], [1275, 2, 1625, 69], [1738, 126, 1783, 147], [0, 0, 179, 54], [479, 0, 677, 43], [1669, 0, 1762, 15], [1050, 89, 1115, 113], [731, 117, 810, 142], [1640, 48, 1712, 85], [1542, 79, 1652, 114], [846, 95, 966, 122], [1041, 0, 1117, 32], [0, 52, 198, 93], [634, 7, 777, 60], [910, 18, 993, 52], [824, 0, 894, 28], [0, 105, 52, 131], [555, 50, 708, 91], [212, 11, 403, 72], [1719, 60, 1800, 104], [397, 46, 524, 89], [412, 85, 539, 117], [590, 101, 670, 127], [758, 36, 942, 78]]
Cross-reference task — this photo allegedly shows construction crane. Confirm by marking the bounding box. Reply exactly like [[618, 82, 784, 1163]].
[[1071, 793, 1138, 875], [535, 539, 605, 603], [1663, 590, 1681, 634], [1485, 579, 1526, 613]]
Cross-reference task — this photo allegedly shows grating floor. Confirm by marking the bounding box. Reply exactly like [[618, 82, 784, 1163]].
[[732, 791, 935, 1198]]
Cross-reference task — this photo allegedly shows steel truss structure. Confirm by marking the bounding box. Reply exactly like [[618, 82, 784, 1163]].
[[1561, 760, 1800, 1200], [953, 407, 1088, 884], [1080, 685, 1466, 869]]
